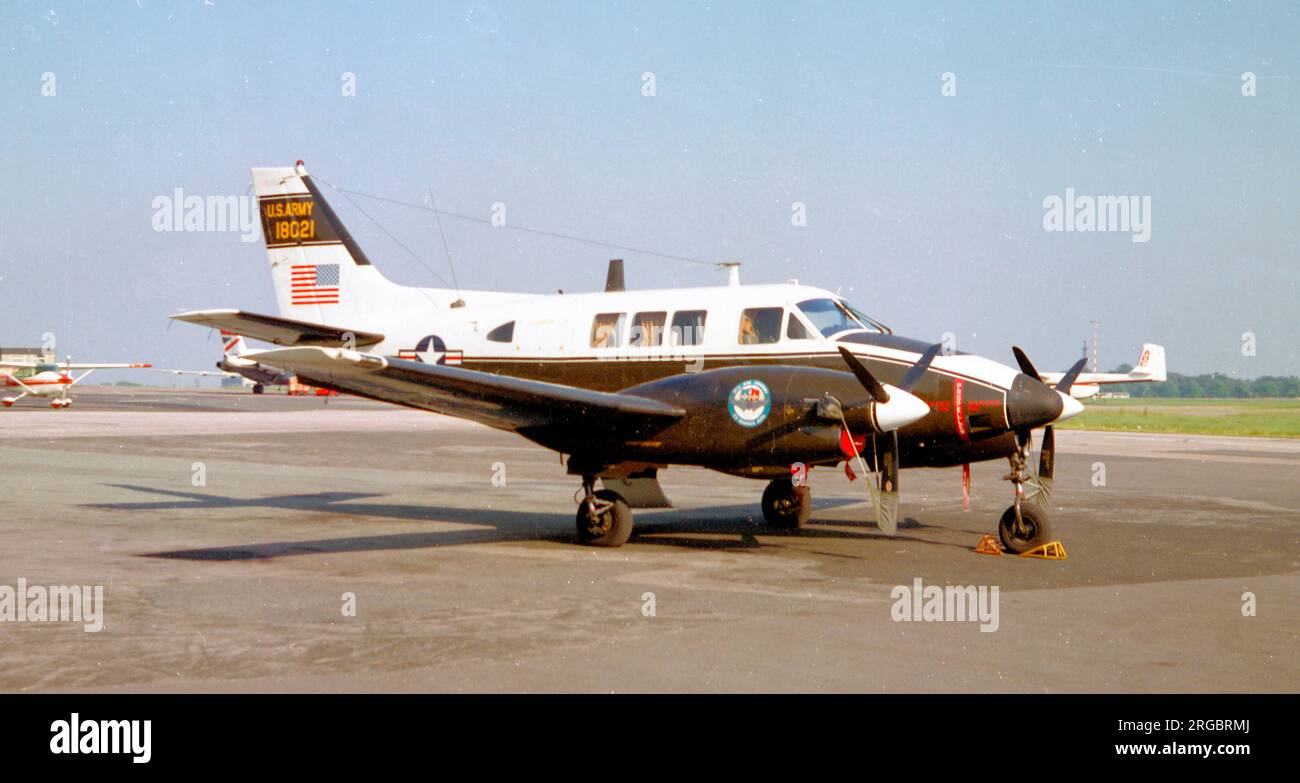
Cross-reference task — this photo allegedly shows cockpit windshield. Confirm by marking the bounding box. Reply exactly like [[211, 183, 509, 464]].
[[796, 298, 889, 337]]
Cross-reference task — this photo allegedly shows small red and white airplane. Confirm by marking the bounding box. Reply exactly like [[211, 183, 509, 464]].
[[1, 357, 153, 409]]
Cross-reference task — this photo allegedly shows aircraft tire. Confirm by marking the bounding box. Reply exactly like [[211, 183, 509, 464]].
[[761, 478, 811, 529], [253, 384, 265, 394], [576, 489, 633, 547], [998, 504, 1052, 554]]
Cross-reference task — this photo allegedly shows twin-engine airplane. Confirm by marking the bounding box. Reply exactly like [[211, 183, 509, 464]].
[[1, 357, 153, 408], [174, 162, 1166, 552]]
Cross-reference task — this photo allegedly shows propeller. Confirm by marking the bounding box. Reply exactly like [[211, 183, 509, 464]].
[[1011, 345, 1040, 379], [1012, 349, 1088, 514], [897, 342, 942, 393], [746, 349, 931, 450], [873, 431, 901, 536], [837, 346, 890, 402], [1055, 357, 1088, 396], [835, 344, 941, 536]]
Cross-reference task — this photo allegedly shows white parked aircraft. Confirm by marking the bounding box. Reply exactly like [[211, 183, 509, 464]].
[[1037, 344, 1167, 399]]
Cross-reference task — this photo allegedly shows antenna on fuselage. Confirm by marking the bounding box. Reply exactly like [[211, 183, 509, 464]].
[[604, 259, 625, 292], [427, 187, 465, 308], [720, 262, 741, 287]]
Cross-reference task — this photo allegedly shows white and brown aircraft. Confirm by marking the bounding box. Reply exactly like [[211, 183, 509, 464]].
[[1, 357, 153, 409], [162, 331, 292, 393], [173, 162, 1166, 551]]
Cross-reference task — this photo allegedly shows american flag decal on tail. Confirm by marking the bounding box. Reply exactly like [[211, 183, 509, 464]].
[[291, 264, 340, 305]]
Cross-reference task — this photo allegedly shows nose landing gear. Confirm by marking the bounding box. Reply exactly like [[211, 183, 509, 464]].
[[998, 441, 1053, 554]]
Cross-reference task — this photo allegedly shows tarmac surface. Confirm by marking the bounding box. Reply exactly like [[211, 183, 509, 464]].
[[1, 387, 1297, 692]]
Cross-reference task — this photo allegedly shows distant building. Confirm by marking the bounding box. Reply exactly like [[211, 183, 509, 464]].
[[0, 346, 51, 378], [0, 346, 49, 364]]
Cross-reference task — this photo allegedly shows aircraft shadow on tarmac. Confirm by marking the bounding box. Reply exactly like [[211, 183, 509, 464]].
[[86, 483, 965, 561]]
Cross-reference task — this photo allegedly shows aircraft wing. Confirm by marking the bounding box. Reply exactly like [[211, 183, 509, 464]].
[[242, 346, 686, 434], [0, 360, 151, 370], [170, 309, 385, 348], [154, 369, 239, 378]]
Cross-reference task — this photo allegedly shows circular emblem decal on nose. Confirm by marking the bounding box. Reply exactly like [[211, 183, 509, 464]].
[[728, 378, 772, 428]]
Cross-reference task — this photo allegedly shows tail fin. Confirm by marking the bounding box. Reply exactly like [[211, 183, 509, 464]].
[[220, 331, 247, 358], [252, 161, 407, 326], [1130, 344, 1166, 382]]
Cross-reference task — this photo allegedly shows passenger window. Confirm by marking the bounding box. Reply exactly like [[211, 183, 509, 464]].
[[670, 310, 707, 346], [738, 307, 783, 345], [786, 312, 812, 340], [590, 313, 626, 348], [486, 321, 515, 343], [629, 312, 667, 347]]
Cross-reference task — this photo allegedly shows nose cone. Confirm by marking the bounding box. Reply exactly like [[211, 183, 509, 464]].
[[873, 385, 930, 432], [1006, 373, 1064, 430], [1056, 391, 1084, 422]]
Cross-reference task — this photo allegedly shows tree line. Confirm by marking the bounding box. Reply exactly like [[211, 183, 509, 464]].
[[1108, 365, 1300, 398]]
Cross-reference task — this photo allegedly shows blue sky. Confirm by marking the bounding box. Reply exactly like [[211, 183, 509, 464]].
[[1, 1, 1296, 379]]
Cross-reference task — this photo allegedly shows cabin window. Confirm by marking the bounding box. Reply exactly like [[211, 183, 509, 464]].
[[629, 312, 667, 347], [590, 313, 626, 348], [738, 307, 783, 345], [670, 310, 707, 346], [486, 321, 515, 343], [786, 312, 813, 340]]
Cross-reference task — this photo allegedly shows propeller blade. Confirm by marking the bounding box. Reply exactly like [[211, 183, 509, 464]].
[[1011, 346, 1040, 379], [873, 432, 901, 536], [1055, 357, 1088, 396], [837, 346, 890, 402], [1038, 425, 1055, 480], [898, 342, 942, 392], [1025, 425, 1055, 513]]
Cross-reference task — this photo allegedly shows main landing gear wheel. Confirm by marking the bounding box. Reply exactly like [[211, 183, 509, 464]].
[[575, 487, 633, 547], [252, 383, 265, 394], [998, 503, 1052, 554], [761, 478, 812, 529]]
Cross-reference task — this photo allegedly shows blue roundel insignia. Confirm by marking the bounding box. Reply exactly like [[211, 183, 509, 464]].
[[728, 379, 772, 428]]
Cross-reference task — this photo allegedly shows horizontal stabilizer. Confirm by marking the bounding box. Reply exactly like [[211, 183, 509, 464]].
[[171, 309, 384, 348]]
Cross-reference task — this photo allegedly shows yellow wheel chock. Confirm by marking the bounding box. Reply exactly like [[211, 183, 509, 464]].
[[1019, 540, 1067, 560]]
